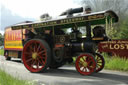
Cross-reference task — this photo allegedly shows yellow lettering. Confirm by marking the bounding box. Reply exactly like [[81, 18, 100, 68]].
[[120, 44, 125, 49], [125, 44, 128, 49], [114, 44, 120, 49], [110, 44, 114, 49]]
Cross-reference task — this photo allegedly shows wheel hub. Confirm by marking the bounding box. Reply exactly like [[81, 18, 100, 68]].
[[32, 52, 38, 59], [83, 62, 87, 67]]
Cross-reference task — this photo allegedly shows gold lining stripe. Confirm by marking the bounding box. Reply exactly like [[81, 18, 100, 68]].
[[92, 37, 104, 40]]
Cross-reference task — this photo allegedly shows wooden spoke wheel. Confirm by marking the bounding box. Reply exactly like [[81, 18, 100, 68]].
[[22, 39, 51, 73], [95, 53, 105, 72], [75, 53, 96, 75]]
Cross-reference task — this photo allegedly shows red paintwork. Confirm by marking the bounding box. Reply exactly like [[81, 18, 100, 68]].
[[75, 53, 96, 75], [98, 40, 128, 58], [4, 48, 23, 51], [55, 44, 64, 48], [22, 40, 47, 72]]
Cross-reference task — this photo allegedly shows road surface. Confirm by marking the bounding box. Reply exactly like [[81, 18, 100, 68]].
[[0, 55, 128, 85]]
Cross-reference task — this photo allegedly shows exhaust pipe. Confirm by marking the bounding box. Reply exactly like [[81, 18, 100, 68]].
[[60, 7, 83, 16]]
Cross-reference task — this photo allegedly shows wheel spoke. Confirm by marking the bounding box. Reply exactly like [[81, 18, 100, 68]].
[[29, 46, 34, 53], [38, 54, 46, 65], [97, 61, 102, 63], [96, 57, 101, 61], [38, 54, 46, 60], [79, 60, 83, 65], [37, 58, 44, 66], [41, 60, 45, 65], [34, 42, 38, 50], [31, 60, 36, 67], [33, 46, 36, 52], [97, 63, 102, 67], [82, 57, 86, 61], [84, 67, 87, 72], [87, 60, 92, 65], [37, 45, 41, 52], [81, 67, 85, 72], [38, 50, 45, 55], [24, 52, 32, 55], [87, 66, 93, 71], [36, 60, 39, 69], [79, 64, 83, 68], [86, 57, 91, 62], [26, 58, 33, 63]]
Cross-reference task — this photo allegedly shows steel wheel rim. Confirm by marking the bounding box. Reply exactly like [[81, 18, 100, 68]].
[[95, 53, 105, 72], [76, 54, 96, 75], [22, 40, 47, 72]]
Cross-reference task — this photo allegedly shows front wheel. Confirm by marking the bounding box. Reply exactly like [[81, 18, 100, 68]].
[[22, 39, 51, 73], [75, 53, 96, 75]]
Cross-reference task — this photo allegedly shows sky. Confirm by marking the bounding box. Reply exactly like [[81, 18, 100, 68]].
[[1, 0, 80, 18], [0, 0, 81, 34]]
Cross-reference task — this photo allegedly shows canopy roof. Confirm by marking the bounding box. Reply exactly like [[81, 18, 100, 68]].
[[12, 10, 118, 30]]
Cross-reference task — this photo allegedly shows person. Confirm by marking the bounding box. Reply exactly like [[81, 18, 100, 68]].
[[93, 26, 109, 41]]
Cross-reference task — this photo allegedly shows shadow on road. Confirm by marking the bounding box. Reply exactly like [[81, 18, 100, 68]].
[[39, 68, 128, 84], [92, 72, 128, 84], [11, 60, 22, 63], [6, 59, 128, 84]]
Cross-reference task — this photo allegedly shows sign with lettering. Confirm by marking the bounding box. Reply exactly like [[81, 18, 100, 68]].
[[4, 30, 23, 50], [98, 40, 128, 58]]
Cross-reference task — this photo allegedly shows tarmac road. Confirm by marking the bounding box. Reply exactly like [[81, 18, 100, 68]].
[[0, 55, 128, 85]]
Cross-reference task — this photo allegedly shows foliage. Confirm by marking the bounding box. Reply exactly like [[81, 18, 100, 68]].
[[106, 26, 118, 39], [80, 0, 128, 19], [108, 17, 128, 39], [103, 53, 128, 71], [0, 69, 33, 85], [0, 33, 4, 46], [118, 19, 128, 39], [0, 49, 4, 56]]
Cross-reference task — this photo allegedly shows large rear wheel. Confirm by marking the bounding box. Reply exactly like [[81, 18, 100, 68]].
[[22, 39, 51, 73], [75, 53, 96, 75]]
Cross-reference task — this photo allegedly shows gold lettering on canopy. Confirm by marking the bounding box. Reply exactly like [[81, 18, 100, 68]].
[[12, 14, 104, 30]]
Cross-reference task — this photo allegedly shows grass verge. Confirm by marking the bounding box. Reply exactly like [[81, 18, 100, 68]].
[[0, 49, 4, 56], [0, 69, 34, 85], [103, 53, 128, 72]]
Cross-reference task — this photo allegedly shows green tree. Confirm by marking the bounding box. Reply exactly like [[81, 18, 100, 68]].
[[118, 18, 128, 39], [0, 33, 4, 46]]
